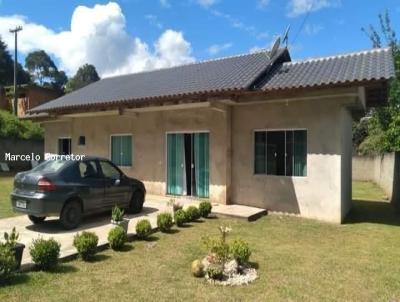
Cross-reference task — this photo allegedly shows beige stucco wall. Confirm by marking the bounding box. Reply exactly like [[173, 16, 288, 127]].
[[231, 98, 353, 223], [43, 94, 355, 223], [43, 106, 231, 204], [353, 153, 397, 200]]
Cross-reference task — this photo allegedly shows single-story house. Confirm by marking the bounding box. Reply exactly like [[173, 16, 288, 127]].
[[27, 47, 395, 223]]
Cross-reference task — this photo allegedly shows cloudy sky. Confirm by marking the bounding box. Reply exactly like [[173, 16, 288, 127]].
[[0, 0, 399, 77]]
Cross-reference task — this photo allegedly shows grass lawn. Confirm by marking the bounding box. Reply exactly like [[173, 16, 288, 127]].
[[1, 181, 400, 301], [0, 172, 17, 219]]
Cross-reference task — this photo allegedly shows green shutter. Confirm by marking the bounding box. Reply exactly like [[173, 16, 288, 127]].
[[294, 130, 307, 176], [111, 136, 132, 166], [254, 132, 266, 174], [111, 136, 121, 165], [167, 133, 185, 195], [194, 133, 209, 198]]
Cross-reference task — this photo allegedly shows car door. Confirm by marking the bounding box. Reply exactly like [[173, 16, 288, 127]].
[[78, 160, 105, 212], [99, 160, 132, 209]]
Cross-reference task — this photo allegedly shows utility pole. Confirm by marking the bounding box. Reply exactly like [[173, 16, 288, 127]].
[[9, 26, 23, 116]]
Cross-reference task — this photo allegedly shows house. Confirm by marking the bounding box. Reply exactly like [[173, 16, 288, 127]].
[[26, 47, 394, 223], [0, 85, 62, 117]]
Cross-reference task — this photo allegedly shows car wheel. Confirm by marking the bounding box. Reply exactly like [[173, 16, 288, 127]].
[[60, 200, 82, 230], [129, 190, 144, 214], [28, 215, 46, 224]]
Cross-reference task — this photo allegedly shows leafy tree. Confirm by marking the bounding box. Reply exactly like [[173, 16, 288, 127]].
[[65, 64, 100, 92], [25, 50, 57, 85], [25, 50, 67, 90], [0, 36, 14, 86], [354, 10, 400, 154], [0, 36, 30, 86]]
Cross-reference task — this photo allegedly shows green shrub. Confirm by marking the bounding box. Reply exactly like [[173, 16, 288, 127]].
[[230, 239, 251, 265], [111, 205, 124, 222], [136, 219, 152, 239], [199, 201, 212, 218], [73, 232, 98, 261], [108, 226, 127, 251], [203, 237, 231, 264], [29, 238, 60, 270], [0, 109, 44, 140], [174, 209, 187, 227], [0, 244, 17, 281], [185, 206, 201, 222], [157, 212, 173, 232], [206, 263, 223, 280]]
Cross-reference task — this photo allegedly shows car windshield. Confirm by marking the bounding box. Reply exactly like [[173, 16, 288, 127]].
[[31, 160, 68, 173]]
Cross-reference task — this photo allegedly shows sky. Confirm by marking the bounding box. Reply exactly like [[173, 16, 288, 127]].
[[0, 0, 399, 78]]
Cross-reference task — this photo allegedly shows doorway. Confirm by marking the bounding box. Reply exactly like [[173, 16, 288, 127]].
[[58, 138, 72, 155], [166, 132, 209, 198]]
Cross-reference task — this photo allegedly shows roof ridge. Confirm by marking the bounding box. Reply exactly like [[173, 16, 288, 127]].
[[284, 47, 391, 66], [102, 49, 273, 80]]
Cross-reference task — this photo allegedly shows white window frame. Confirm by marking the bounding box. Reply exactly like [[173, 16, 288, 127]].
[[253, 128, 307, 178], [109, 134, 133, 167]]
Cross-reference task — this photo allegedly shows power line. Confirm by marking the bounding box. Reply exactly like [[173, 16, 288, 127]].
[[292, 2, 314, 45]]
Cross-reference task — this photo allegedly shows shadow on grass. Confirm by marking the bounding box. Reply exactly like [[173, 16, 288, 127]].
[[46, 264, 78, 274], [0, 273, 30, 287], [86, 254, 112, 262], [143, 235, 159, 242], [116, 244, 134, 252], [163, 229, 180, 234], [248, 261, 259, 269], [345, 199, 400, 226]]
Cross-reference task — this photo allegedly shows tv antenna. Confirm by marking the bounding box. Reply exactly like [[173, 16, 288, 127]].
[[270, 36, 281, 58], [282, 25, 290, 47]]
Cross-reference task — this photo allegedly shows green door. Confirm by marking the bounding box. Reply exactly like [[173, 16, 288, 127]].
[[167, 133, 185, 195], [194, 133, 209, 198]]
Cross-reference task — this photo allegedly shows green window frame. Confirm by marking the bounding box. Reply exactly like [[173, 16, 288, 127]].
[[254, 129, 307, 177], [111, 135, 132, 167]]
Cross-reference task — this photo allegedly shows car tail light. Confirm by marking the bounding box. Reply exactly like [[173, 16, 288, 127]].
[[37, 178, 57, 192]]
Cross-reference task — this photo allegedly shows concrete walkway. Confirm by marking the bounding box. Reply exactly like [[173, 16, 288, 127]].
[[0, 195, 266, 269]]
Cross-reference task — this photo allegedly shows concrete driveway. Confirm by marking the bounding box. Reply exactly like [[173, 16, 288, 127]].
[[0, 196, 181, 268]]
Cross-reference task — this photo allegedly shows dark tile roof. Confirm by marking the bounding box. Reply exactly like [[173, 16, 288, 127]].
[[30, 47, 394, 113], [261, 48, 394, 91], [30, 49, 287, 113]]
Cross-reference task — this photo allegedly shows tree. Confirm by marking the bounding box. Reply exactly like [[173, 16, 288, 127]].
[[355, 10, 400, 154], [24, 50, 67, 90], [25, 50, 57, 85], [0, 36, 14, 86], [65, 64, 100, 92]]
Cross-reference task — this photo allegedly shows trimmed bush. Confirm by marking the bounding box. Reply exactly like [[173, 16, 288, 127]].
[[73, 232, 99, 261], [108, 226, 127, 251], [206, 263, 223, 280], [136, 219, 152, 239], [230, 239, 251, 265], [0, 244, 17, 281], [185, 206, 201, 222], [174, 209, 187, 227], [29, 238, 60, 270], [199, 201, 212, 218], [157, 212, 173, 232], [191, 259, 204, 277]]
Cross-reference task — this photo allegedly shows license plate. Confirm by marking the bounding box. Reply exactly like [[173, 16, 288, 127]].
[[16, 200, 27, 209]]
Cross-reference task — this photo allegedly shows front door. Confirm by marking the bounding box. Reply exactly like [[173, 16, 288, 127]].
[[166, 132, 209, 198], [78, 160, 105, 212], [58, 138, 71, 155]]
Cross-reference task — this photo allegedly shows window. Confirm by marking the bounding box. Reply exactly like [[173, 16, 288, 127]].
[[78, 136, 86, 146], [254, 130, 307, 177], [111, 135, 132, 166], [79, 161, 99, 179], [99, 161, 121, 180]]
